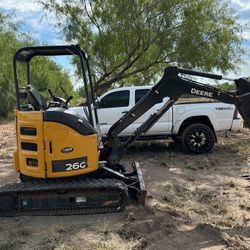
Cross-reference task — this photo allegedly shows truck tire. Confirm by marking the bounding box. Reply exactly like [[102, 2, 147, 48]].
[[181, 123, 215, 154]]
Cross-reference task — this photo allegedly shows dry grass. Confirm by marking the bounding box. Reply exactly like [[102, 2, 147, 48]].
[[222, 232, 250, 250], [0, 123, 249, 249], [91, 234, 143, 250]]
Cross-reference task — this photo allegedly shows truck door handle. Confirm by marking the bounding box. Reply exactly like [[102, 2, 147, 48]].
[[99, 123, 108, 125], [122, 111, 129, 114]]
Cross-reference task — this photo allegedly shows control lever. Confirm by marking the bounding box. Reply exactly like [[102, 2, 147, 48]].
[[48, 89, 71, 108], [48, 89, 61, 102], [66, 96, 73, 105]]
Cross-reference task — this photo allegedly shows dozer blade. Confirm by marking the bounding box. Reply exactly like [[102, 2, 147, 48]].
[[127, 162, 147, 205], [0, 178, 128, 216], [101, 161, 147, 206]]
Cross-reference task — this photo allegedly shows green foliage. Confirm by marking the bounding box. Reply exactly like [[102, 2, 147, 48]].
[[0, 12, 29, 118], [213, 82, 236, 91], [29, 57, 76, 102], [213, 77, 250, 92], [41, 0, 244, 95], [0, 12, 77, 118]]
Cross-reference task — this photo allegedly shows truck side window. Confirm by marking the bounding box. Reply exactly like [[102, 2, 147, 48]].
[[135, 89, 164, 104], [100, 90, 130, 108], [135, 89, 150, 103]]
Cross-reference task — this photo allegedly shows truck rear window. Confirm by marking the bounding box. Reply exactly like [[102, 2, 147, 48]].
[[101, 90, 129, 108]]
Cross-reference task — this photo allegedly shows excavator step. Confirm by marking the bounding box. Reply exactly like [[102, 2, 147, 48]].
[[0, 178, 128, 216]]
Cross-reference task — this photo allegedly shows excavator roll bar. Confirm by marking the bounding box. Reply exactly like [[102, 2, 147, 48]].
[[104, 66, 250, 166], [13, 44, 99, 128]]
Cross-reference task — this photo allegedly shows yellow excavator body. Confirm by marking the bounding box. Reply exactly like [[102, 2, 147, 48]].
[[14, 111, 99, 179], [0, 45, 145, 216]]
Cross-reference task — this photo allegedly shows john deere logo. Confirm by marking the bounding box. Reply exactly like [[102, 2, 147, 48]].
[[191, 88, 213, 98], [61, 147, 74, 153]]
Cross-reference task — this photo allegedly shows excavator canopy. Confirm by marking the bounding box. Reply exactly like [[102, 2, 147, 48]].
[[14, 45, 87, 62]]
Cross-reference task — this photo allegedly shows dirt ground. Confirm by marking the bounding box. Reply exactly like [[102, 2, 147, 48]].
[[0, 122, 249, 250]]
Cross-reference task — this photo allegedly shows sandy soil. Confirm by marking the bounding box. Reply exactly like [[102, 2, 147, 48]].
[[0, 122, 249, 250]]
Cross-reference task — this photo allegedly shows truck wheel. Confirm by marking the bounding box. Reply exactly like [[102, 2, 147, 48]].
[[181, 123, 215, 154]]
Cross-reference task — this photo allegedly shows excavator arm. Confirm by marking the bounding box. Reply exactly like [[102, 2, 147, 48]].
[[104, 66, 250, 166]]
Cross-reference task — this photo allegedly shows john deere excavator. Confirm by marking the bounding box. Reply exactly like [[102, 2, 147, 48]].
[[0, 44, 250, 216]]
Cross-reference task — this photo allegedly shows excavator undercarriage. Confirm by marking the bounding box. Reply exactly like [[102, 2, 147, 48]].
[[0, 162, 146, 216], [0, 178, 128, 216]]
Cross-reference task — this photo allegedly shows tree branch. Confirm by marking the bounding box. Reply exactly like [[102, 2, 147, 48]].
[[96, 58, 172, 93]]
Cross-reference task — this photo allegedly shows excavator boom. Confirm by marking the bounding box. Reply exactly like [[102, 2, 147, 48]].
[[105, 66, 250, 165]]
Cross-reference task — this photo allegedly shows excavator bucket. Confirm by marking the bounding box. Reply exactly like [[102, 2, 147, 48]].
[[235, 78, 250, 129]]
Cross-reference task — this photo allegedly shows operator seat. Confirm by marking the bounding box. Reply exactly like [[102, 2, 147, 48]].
[[25, 85, 96, 135], [26, 85, 47, 111]]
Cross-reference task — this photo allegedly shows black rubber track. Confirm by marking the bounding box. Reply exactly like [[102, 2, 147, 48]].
[[0, 178, 128, 217]]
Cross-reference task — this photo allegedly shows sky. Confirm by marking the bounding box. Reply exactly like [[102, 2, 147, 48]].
[[0, 0, 250, 82]]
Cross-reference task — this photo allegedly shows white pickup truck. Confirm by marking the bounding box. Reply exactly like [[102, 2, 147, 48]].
[[71, 86, 241, 154]]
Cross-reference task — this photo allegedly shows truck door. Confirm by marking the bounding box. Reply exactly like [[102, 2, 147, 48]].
[[97, 90, 132, 135], [131, 89, 172, 135]]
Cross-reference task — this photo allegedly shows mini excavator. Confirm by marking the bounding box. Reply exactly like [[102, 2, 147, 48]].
[[0, 44, 250, 216]]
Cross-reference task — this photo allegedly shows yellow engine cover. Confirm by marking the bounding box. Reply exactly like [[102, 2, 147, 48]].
[[14, 111, 99, 179]]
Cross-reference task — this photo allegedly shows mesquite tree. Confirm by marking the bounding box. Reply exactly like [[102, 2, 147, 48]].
[[41, 0, 244, 95]]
